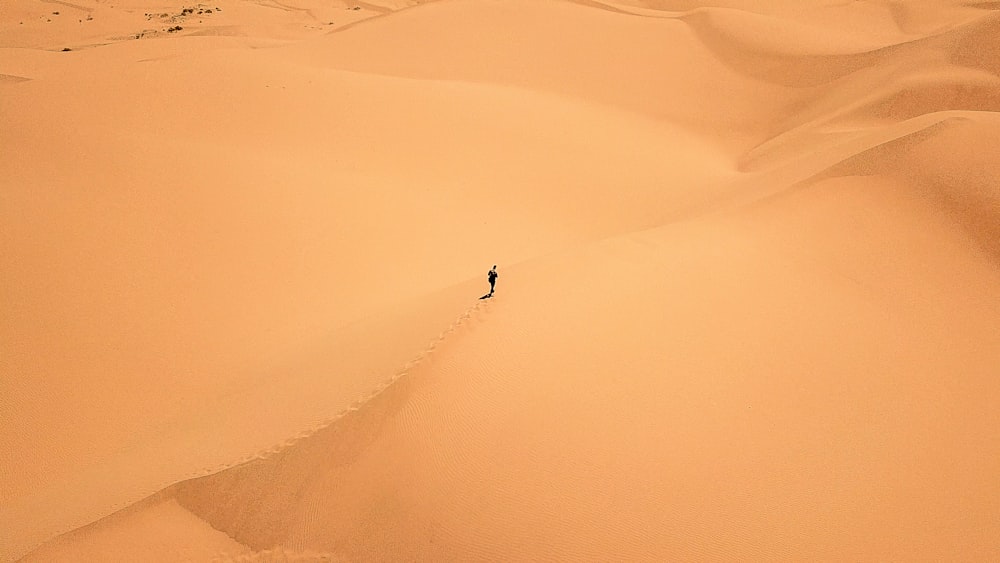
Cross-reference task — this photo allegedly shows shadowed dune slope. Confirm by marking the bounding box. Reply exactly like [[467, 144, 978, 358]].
[[4, 0, 1000, 560]]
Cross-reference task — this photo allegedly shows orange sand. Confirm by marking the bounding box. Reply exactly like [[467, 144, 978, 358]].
[[2, 0, 998, 561]]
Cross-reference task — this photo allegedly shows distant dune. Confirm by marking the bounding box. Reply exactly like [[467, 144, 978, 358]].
[[2, 0, 998, 561]]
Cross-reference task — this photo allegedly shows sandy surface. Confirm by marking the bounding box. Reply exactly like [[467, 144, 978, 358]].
[[2, 0, 998, 561]]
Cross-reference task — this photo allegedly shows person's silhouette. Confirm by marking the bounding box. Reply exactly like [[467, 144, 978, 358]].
[[487, 265, 498, 296]]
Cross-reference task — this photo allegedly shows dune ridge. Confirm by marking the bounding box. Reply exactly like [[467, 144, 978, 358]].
[[3, 0, 999, 560], [20, 297, 493, 561], [215, 297, 493, 468]]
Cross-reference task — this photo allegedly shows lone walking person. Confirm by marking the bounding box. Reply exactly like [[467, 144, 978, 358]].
[[487, 264, 498, 297]]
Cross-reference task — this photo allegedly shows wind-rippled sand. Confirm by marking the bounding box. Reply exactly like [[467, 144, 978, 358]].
[[2, 0, 998, 560]]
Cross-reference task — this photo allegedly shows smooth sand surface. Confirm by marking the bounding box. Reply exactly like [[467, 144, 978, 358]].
[[2, 0, 998, 560]]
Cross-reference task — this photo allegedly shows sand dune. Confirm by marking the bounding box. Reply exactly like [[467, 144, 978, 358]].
[[3, 0, 999, 561]]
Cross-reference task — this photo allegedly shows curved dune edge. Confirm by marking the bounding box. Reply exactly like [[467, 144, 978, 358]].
[[214, 299, 492, 467]]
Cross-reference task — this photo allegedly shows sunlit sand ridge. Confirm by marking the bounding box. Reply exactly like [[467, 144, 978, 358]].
[[2, 0, 998, 561]]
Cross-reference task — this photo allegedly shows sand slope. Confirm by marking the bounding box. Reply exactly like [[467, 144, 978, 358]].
[[3, 0, 999, 560]]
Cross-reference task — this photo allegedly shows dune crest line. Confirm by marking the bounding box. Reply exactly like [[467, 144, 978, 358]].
[[210, 297, 490, 472]]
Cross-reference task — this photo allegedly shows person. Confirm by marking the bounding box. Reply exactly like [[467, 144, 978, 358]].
[[487, 264, 498, 296]]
